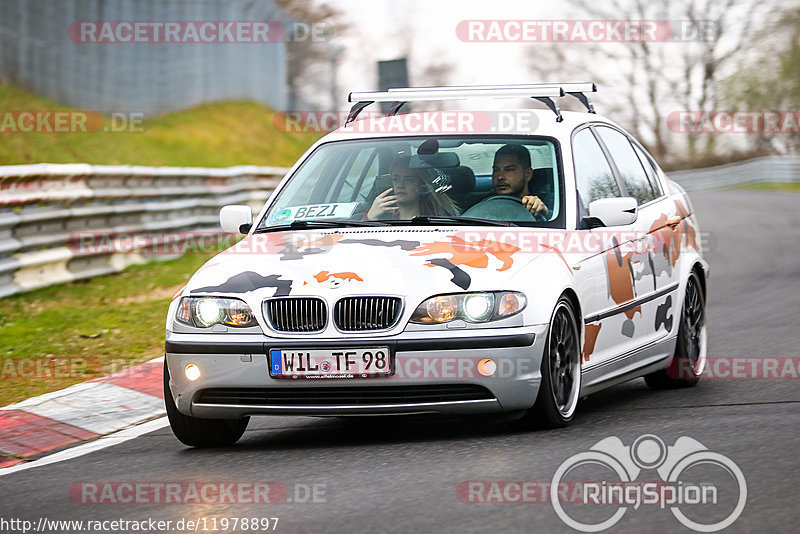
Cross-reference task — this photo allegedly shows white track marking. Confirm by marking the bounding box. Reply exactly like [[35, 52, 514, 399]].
[[0, 417, 169, 477]]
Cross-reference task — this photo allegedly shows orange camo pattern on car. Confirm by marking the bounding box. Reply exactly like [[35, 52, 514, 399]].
[[648, 200, 698, 267], [606, 251, 642, 319], [675, 200, 698, 250], [313, 271, 364, 283], [583, 323, 602, 362], [541, 243, 574, 275], [410, 236, 520, 272]]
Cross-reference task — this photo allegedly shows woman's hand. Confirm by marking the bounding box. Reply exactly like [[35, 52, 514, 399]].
[[367, 188, 399, 220]]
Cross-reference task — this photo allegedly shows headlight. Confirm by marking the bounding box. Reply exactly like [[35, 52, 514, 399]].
[[176, 297, 258, 328], [410, 291, 526, 324]]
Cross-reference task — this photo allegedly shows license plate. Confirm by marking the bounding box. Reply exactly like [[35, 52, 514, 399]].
[[269, 347, 393, 379]]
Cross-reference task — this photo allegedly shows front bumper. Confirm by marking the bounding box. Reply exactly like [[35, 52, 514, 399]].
[[165, 326, 546, 418]]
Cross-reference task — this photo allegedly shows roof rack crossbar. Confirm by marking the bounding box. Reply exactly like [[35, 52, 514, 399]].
[[345, 100, 373, 125], [387, 82, 596, 94], [533, 97, 563, 123], [344, 83, 597, 123], [567, 91, 595, 113], [388, 101, 405, 116], [348, 87, 565, 103]]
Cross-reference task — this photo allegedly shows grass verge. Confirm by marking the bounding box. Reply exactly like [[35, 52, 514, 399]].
[[0, 251, 218, 406], [0, 83, 320, 167], [737, 182, 800, 192]]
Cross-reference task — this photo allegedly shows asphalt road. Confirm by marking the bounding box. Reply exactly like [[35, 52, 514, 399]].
[[1, 189, 799, 534]]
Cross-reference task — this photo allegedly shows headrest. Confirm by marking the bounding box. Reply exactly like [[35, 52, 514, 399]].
[[444, 166, 476, 194], [530, 167, 553, 189]]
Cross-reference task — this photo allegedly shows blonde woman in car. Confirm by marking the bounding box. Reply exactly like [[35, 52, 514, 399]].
[[367, 154, 460, 220]]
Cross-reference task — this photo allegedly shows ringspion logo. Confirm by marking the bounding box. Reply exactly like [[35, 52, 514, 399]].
[[551, 434, 746, 532]]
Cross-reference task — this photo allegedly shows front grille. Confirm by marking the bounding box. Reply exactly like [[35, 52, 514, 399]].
[[195, 385, 494, 406], [263, 297, 327, 332], [334, 296, 402, 331]]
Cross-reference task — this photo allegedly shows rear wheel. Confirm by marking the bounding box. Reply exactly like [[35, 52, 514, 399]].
[[164, 362, 249, 447], [645, 270, 707, 389], [512, 297, 581, 429]]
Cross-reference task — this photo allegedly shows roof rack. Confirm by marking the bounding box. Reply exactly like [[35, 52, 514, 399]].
[[345, 82, 597, 125]]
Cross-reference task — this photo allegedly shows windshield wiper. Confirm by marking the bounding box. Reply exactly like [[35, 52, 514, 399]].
[[383, 216, 518, 227], [254, 219, 387, 233]]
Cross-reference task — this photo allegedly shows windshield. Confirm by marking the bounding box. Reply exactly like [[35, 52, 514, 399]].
[[257, 136, 563, 230]]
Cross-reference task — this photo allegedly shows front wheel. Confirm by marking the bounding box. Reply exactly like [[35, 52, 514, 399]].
[[512, 297, 581, 429], [164, 362, 249, 447], [645, 270, 707, 389]]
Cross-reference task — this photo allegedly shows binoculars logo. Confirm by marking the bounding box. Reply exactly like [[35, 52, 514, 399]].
[[551, 434, 747, 532]]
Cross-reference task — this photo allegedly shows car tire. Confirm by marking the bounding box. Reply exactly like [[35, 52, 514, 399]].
[[164, 361, 249, 447], [511, 297, 581, 430], [645, 270, 707, 389]]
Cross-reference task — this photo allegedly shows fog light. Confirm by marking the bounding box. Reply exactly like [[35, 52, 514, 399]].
[[185, 363, 201, 381], [477, 358, 497, 377]]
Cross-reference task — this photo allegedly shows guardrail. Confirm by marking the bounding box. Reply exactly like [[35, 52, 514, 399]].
[[0, 164, 288, 298], [670, 155, 800, 191], [1, 155, 798, 298]]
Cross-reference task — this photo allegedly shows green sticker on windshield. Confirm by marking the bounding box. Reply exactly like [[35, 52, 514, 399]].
[[272, 202, 359, 223]]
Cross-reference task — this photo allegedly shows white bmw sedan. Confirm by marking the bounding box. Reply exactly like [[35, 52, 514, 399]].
[[164, 84, 708, 446]]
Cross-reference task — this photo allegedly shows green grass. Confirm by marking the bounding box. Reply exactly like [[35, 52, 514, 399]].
[[0, 84, 325, 405], [0, 84, 320, 167], [0, 251, 219, 406], [737, 182, 800, 192]]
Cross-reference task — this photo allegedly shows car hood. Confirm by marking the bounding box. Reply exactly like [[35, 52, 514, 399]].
[[184, 228, 562, 305]]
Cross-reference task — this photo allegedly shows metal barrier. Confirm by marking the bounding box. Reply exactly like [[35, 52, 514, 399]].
[[670, 155, 800, 191], [0, 164, 287, 298], [1, 155, 798, 298]]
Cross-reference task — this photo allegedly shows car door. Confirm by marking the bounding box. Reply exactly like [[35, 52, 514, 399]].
[[569, 126, 635, 370], [593, 126, 680, 353]]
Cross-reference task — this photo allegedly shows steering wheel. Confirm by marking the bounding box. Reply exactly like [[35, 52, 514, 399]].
[[463, 195, 545, 222]]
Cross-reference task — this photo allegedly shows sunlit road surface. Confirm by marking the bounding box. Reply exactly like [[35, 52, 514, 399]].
[[1, 189, 798, 534]]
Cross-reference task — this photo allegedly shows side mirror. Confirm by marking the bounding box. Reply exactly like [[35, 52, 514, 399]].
[[219, 205, 253, 234], [586, 197, 638, 227]]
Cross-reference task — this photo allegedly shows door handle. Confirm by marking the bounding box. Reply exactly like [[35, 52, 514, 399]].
[[666, 216, 682, 228]]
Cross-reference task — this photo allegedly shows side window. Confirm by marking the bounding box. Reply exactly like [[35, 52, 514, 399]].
[[595, 127, 657, 205], [631, 143, 663, 197], [572, 128, 620, 208]]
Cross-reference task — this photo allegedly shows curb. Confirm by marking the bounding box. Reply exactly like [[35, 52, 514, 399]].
[[0, 356, 165, 467]]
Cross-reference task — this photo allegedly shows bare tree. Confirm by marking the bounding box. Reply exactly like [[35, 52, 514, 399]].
[[274, 0, 348, 110], [721, 6, 800, 154], [526, 0, 764, 165]]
